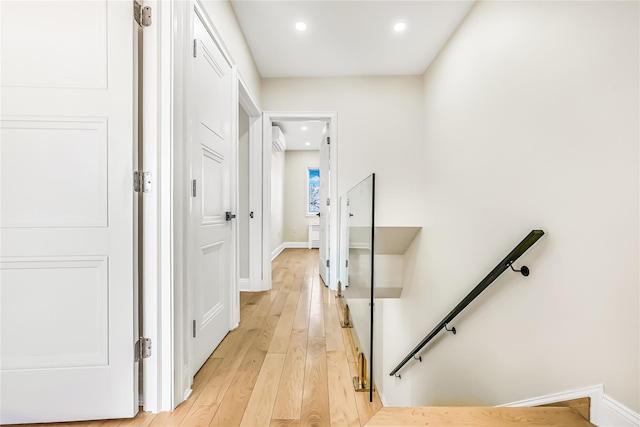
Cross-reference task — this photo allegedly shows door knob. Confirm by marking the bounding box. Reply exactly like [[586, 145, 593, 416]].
[[225, 212, 236, 221]]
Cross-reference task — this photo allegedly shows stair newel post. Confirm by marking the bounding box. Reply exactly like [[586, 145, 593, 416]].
[[353, 352, 370, 392], [341, 303, 353, 328], [336, 280, 344, 299]]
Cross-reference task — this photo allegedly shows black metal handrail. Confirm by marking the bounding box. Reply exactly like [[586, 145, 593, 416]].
[[389, 230, 545, 377]]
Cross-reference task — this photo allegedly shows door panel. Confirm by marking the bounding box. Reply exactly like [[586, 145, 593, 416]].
[[1, 118, 108, 227], [190, 12, 233, 375], [201, 242, 224, 317], [1, 257, 108, 370], [0, 1, 135, 423], [1, 1, 107, 89], [202, 147, 224, 221]]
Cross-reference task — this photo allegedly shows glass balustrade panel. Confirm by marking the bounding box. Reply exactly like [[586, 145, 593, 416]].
[[339, 173, 374, 401]]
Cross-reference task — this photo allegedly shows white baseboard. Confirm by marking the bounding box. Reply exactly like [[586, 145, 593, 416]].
[[601, 394, 640, 427], [379, 391, 389, 407], [499, 384, 639, 426], [271, 241, 311, 261], [271, 242, 285, 261], [284, 241, 309, 249]]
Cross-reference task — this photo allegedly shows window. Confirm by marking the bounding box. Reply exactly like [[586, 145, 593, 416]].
[[306, 166, 320, 216]]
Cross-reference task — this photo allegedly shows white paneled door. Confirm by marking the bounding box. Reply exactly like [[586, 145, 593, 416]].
[[189, 12, 233, 375], [0, 1, 136, 424], [319, 125, 331, 285]]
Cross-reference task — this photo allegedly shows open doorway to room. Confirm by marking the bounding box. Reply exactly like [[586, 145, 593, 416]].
[[238, 106, 252, 292], [237, 77, 264, 295], [270, 120, 325, 250], [262, 112, 338, 290]]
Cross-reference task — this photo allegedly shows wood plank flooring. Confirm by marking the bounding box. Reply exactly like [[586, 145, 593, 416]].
[[9, 248, 379, 427]]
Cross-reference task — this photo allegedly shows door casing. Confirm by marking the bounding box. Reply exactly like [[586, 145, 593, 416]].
[[138, 0, 175, 413]]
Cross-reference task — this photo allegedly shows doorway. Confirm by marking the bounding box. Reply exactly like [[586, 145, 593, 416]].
[[262, 112, 339, 290], [238, 77, 264, 293]]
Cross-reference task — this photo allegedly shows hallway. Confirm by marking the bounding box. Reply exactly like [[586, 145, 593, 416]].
[[10, 249, 381, 427]]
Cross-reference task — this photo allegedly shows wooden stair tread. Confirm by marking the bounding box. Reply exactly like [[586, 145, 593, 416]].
[[364, 406, 594, 426]]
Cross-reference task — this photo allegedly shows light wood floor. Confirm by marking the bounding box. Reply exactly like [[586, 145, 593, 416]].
[[12, 248, 381, 427]]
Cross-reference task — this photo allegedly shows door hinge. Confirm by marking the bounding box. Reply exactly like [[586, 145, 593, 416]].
[[326, 198, 330, 206], [135, 337, 152, 361], [346, 260, 349, 268], [134, 1, 152, 27], [326, 259, 330, 268], [193, 39, 198, 58], [193, 320, 197, 338], [192, 179, 197, 197], [134, 171, 151, 193], [326, 137, 330, 145]]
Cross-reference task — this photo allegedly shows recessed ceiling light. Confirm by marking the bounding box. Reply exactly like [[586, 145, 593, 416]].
[[301, 126, 308, 131], [305, 142, 311, 146], [295, 22, 308, 32], [393, 22, 407, 32]]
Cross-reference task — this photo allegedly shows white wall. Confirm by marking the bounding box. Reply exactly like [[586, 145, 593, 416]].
[[262, 76, 425, 227], [396, 0, 638, 412], [201, 0, 261, 104], [271, 150, 285, 252], [283, 150, 320, 243]]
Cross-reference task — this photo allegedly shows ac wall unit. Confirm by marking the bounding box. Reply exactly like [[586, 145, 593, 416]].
[[272, 126, 286, 152]]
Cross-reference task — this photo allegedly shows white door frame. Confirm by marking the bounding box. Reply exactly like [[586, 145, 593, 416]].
[[139, 0, 175, 413], [262, 112, 339, 290], [138, 0, 185, 412], [238, 76, 264, 292]]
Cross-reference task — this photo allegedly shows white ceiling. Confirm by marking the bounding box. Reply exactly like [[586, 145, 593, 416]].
[[273, 120, 327, 150], [230, 0, 475, 77]]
